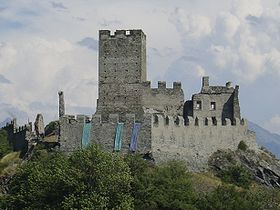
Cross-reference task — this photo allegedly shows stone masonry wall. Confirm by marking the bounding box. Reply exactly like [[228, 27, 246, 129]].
[[142, 81, 184, 117], [91, 114, 151, 153], [59, 115, 84, 153], [151, 115, 257, 171], [59, 114, 152, 154], [192, 92, 234, 120], [97, 30, 146, 119]]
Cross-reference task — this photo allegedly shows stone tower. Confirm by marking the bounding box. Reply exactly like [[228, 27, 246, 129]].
[[97, 30, 147, 119], [58, 91, 65, 118]]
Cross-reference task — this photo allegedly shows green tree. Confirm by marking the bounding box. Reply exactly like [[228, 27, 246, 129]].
[[125, 156, 198, 210], [218, 165, 252, 188], [4, 145, 133, 210], [0, 129, 12, 158]]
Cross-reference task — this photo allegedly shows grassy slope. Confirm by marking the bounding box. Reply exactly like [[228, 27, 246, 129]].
[[0, 152, 21, 176]]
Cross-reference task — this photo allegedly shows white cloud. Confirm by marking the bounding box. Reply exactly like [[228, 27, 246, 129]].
[[0, 37, 97, 124], [264, 115, 280, 134], [0, 0, 279, 130], [170, 8, 212, 39], [231, 0, 263, 18], [214, 12, 240, 41], [169, 2, 280, 83]]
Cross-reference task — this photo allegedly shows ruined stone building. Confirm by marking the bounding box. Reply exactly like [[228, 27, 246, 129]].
[[1, 119, 32, 155], [1, 114, 49, 158], [59, 29, 257, 170]]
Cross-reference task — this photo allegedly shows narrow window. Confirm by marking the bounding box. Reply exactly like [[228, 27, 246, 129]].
[[210, 102, 216, 110], [196, 101, 202, 110]]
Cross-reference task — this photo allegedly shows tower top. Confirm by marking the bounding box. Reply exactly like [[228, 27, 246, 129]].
[[99, 29, 145, 40]]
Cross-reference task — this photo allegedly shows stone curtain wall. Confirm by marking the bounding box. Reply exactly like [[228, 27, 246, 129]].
[[151, 115, 257, 171], [2, 119, 31, 154], [59, 113, 257, 171], [60, 114, 152, 154], [91, 114, 152, 153]]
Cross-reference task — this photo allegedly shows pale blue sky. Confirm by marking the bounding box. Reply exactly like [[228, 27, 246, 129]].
[[0, 0, 280, 134]]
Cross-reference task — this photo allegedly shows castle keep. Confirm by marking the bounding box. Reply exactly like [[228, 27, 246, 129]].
[[59, 29, 257, 170]]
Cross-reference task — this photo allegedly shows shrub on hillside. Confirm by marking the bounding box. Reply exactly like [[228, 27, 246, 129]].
[[238, 140, 248, 151], [0, 129, 12, 158], [3, 145, 133, 210], [125, 157, 198, 210], [197, 184, 279, 210], [44, 120, 59, 136], [218, 165, 252, 188]]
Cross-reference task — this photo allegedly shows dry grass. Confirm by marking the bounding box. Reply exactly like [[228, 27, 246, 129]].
[[44, 135, 58, 143], [0, 152, 21, 176], [191, 172, 222, 193]]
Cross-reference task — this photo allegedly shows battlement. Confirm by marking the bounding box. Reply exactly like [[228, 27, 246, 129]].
[[61, 114, 140, 125], [61, 114, 92, 124], [99, 29, 145, 40], [152, 114, 247, 128], [200, 76, 237, 94], [92, 114, 137, 124], [14, 124, 32, 134], [1, 119, 16, 130], [2, 119, 32, 134], [141, 81, 182, 91]]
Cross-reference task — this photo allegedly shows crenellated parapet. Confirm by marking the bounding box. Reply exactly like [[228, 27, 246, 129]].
[[99, 29, 145, 40], [2, 118, 32, 134], [141, 81, 182, 92], [152, 114, 248, 128], [14, 124, 32, 133], [60, 114, 92, 124], [2, 119, 17, 132]]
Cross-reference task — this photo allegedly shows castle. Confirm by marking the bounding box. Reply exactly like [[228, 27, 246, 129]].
[[58, 29, 257, 170]]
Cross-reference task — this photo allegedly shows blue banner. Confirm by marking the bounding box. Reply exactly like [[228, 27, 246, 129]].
[[114, 123, 124, 151], [130, 123, 141, 152], [82, 123, 91, 148]]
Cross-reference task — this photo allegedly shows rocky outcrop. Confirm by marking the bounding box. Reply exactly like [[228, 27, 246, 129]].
[[208, 148, 280, 188]]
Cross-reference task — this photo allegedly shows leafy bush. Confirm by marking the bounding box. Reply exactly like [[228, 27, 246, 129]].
[[125, 157, 198, 210], [197, 184, 278, 210], [0, 129, 12, 158], [44, 120, 59, 136], [218, 165, 252, 188], [238, 140, 248, 151], [4, 145, 133, 210], [2, 148, 280, 210]]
